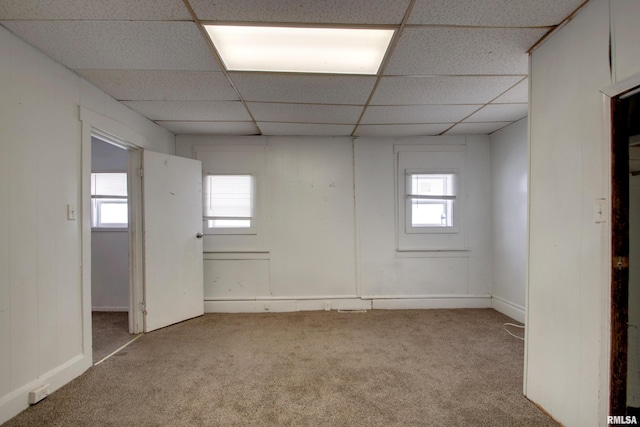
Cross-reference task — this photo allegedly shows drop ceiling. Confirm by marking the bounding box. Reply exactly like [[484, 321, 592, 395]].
[[0, 0, 587, 137]]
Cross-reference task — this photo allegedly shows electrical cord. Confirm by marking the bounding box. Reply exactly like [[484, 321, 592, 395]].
[[503, 322, 525, 340]]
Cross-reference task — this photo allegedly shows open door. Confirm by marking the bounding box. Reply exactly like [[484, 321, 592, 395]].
[[142, 150, 204, 332]]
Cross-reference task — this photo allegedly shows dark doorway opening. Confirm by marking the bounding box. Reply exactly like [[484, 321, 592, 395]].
[[610, 87, 640, 416]]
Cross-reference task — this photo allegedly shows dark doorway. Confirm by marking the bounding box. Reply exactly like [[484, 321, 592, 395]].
[[610, 87, 640, 416]]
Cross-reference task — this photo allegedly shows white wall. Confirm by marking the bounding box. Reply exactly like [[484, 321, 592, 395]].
[[91, 138, 129, 311], [0, 25, 174, 424], [177, 135, 493, 312], [489, 118, 528, 322], [527, 0, 640, 425]]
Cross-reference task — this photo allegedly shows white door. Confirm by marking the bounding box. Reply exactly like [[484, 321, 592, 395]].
[[142, 150, 204, 332]]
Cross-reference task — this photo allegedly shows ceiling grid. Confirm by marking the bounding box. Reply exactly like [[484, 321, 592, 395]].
[[0, 0, 587, 136]]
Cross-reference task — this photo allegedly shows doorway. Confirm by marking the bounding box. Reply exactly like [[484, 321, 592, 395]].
[[90, 133, 137, 363], [610, 87, 640, 416]]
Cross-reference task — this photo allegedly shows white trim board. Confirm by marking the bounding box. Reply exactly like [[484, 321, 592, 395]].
[[491, 296, 525, 323], [91, 306, 128, 312], [0, 354, 91, 425], [204, 295, 491, 313]]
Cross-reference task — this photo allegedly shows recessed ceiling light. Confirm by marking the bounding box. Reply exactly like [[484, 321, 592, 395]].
[[203, 25, 395, 75]]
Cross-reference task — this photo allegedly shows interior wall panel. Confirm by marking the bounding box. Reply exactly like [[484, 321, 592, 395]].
[[526, 0, 617, 424], [0, 24, 175, 424]]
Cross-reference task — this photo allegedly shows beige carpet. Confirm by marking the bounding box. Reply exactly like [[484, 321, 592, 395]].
[[92, 311, 133, 363], [4, 309, 556, 426]]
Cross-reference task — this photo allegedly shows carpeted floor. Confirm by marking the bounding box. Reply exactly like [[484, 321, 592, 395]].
[[4, 309, 556, 426], [92, 311, 134, 363]]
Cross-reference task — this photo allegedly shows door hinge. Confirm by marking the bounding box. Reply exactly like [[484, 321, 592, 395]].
[[136, 168, 144, 178], [615, 256, 629, 271], [139, 301, 146, 312]]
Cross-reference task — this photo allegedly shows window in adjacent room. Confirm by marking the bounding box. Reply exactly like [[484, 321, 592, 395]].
[[406, 172, 456, 230], [91, 172, 128, 228], [203, 174, 255, 234]]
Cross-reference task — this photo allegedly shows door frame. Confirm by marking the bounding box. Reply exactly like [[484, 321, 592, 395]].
[[602, 73, 640, 416], [80, 108, 148, 362]]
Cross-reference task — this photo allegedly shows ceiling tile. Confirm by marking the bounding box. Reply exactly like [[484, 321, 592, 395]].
[[76, 70, 237, 101], [0, 0, 191, 20], [156, 121, 259, 135], [1, 21, 219, 71], [385, 27, 547, 75], [354, 123, 452, 137], [189, 0, 410, 24], [408, 0, 584, 26], [444, 122, 512, 135], [492, 78, 528, 103], [371, 76, 522, 105], [247, 102, 363, 124], [231, 73, 376, 105], [122, 101, 251, 121], [258, 122, 354, 136], [464, 103, 528, 122], [360, 104, 480, 124]]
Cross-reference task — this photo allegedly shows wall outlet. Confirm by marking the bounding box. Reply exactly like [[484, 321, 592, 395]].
[[29, 384, 50, 404], [324, 302, 331, 311], [264, 303, 270, 311]]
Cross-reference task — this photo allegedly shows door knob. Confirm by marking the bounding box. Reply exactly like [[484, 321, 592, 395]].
[[196, 233, 203, 239]]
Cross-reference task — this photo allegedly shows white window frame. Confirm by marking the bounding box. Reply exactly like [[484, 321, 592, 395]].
[[405, 170, 459, 234], [395, 144, 466, 251], [203, 172, 257, 235]]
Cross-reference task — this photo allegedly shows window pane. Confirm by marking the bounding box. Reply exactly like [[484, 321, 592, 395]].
[[100, 202, 128, 225], [91, 173, 127, 196], [410, 174, 454, 197], [204, 175, 253, 220], [412, 201, 450, 227]]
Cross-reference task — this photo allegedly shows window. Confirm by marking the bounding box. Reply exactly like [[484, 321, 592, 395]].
[[406, 173, 456, 229], [396, 145, 466, 251], [91, 173, 128, 228], [203, 174, 255, 233]]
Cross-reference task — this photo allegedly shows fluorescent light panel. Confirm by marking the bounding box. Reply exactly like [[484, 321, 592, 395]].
[[204, 25, 394, 75]]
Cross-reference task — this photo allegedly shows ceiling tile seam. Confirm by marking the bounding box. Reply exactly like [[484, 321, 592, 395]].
[[182, 0, 264, 135], [155, 120, 256, 123], [246, 100, 366, 107], [350, 0, 418, 137], [117, 99, 241, 102], [403, 24, 556, 30], [527, 0, 591, 54], [0, 19, 193, 22], [486, 76, 529, 104], [254, 120, 459, 125], [381, 74, 528, 78], [195, 20, 402, 30]]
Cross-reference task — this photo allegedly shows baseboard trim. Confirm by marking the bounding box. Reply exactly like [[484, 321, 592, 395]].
[[371, 296, 491, 310], [0, 353, 92, 425], [92, 306, 128, 312], [204, 295, 491, 313], [491, 296, 525, 323], [204, 298, 372, 313]]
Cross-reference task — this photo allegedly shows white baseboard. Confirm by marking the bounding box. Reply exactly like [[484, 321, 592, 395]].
[[0, 353, 92, 425], [204, 298, 372, 313], [92, 306, 128, 312], [371, 295, 491, 310], [491, 296, 525, 323], [204, 295, 490, 313]]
